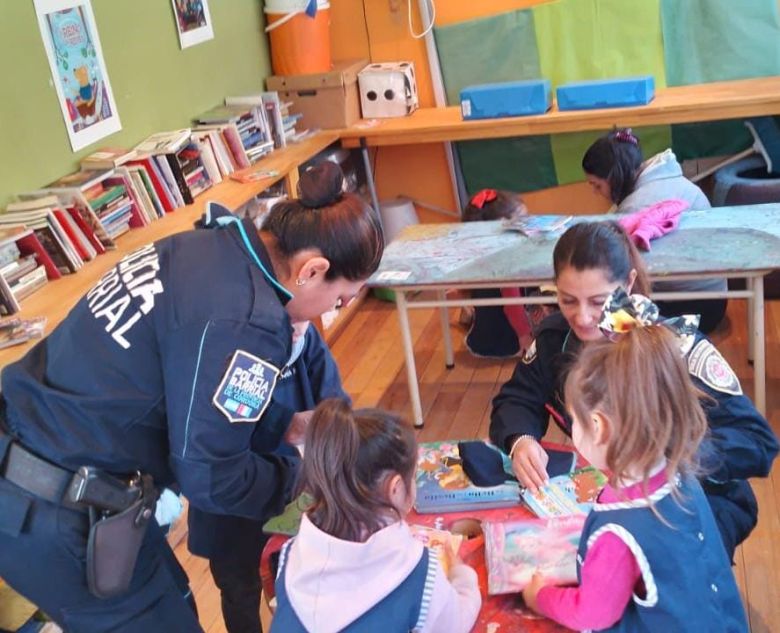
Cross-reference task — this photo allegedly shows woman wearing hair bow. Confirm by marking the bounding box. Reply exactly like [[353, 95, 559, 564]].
[[490, 221, 778, 561]]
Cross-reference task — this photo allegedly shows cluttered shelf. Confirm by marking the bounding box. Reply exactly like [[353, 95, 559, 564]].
[[339, 76, 780, 147], [0, 131, 339, 370]]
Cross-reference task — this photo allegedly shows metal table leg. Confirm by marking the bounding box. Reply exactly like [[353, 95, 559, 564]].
[[752, 275, 766, 415], [437, 290, 454, 369], [396, 290, 424, 427], [360, 138, 381, 216]]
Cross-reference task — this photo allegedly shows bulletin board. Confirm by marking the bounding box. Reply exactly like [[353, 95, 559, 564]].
[[433, 0, 780, 194]]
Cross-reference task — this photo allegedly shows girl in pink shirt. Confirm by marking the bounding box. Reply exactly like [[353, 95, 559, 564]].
[[522, 293, 747, 632]]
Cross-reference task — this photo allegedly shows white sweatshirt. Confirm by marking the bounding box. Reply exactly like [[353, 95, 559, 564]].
[[283, 514, 482, 633]]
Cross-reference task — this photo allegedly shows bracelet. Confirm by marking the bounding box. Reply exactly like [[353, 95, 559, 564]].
[[509, 434, 539, 459]]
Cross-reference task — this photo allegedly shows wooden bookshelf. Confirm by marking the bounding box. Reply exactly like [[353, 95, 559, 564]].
[[0, 131, 339, 369], [340, 76, 780, 147]]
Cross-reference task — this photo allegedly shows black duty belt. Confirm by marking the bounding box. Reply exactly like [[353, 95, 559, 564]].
[[0, 428, 86, 513]]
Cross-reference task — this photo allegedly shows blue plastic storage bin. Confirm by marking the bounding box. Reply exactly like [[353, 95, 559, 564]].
[[460, 79, 551, 120], [556, 76, 655, 111]]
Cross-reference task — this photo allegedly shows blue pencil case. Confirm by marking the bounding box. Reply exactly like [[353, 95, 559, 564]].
[[460, 79, 551, 120], [556, 76, 655, 111]]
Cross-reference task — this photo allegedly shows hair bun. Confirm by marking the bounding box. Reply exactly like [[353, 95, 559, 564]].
[[298, 161, 345, 208]]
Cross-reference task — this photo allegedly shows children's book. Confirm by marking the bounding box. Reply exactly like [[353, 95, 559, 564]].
[[502, 215, 573, 236], [408, 524, 464, 575], [521, 466, 607, 518], [0, 316, 47, 350], [415, 440, 521, 514], [483, 515, 585, 595]]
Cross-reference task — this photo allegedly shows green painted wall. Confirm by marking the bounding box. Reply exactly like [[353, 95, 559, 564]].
[[0, 0, 271, 207]]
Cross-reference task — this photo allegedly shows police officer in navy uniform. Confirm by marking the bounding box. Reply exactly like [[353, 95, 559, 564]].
[[0, 163, 383, 632], [490, 221, 778, 561], [188, 318, 348, 633]]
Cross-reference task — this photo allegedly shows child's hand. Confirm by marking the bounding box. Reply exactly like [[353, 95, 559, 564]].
[[284, 410, 314, 446], [522, 572, 548, 614]]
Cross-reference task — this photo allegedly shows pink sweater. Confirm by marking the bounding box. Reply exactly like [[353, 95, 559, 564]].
[[535, 468, 671, 630]]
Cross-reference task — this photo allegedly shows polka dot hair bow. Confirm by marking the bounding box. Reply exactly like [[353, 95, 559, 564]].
[[598, 287, 700, 347]]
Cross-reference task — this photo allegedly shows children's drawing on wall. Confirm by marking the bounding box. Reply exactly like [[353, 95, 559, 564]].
[[34, 0, 121, 152], [171, 0, 214, 49]]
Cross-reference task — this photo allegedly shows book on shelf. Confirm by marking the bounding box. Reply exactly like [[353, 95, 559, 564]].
[[195, 104, 274, 165], [414, 440, 521, 514], [0, 315, 47, 350], [134, 129, 214, 205], [225, 92, 288, 149], [483, 514, 585, 595], [126, 155, 178, 213], [80, 147, 139, 170], [521, 466, 607, 518], [2, 197, 84, 274]]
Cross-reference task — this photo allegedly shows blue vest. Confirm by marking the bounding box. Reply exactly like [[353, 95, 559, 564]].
[[577, 475, 748, 633], [271, 541, 435, 633]]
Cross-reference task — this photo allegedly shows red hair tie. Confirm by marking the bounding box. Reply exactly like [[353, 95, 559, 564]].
[[470, 189, 498, 209]]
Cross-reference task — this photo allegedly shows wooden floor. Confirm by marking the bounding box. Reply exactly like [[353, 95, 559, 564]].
[[178, 294, 780, 633]]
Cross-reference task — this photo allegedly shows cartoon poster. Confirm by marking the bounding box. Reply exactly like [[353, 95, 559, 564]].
[[171, 0, 214, 49], [34, 0, 121, 152]]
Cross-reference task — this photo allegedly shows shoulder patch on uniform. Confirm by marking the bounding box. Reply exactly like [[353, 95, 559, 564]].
[[212, 350, 280, 423], [521, 340, 537, 364], [687, 340, 742, 396]]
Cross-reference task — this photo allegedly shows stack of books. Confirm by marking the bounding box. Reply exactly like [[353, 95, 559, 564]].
[[134, 129, 213, 207], [80, 148, 165, 223], [0, 227, 50, 314], [194, 105, 274, 165]]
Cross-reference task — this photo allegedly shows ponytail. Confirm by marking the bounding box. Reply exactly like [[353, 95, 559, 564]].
[[300, 399, 417, 542], [554, 221, 650, 296], [582, 128, 644, 205]]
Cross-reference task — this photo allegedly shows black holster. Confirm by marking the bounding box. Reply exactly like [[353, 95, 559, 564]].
[[86, 473, 158, 599]]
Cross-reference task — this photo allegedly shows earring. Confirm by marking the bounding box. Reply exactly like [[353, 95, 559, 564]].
[[295, 278, 306, 286]]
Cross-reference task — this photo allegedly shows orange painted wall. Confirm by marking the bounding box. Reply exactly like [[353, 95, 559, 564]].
[[328, 0, 609, 219]]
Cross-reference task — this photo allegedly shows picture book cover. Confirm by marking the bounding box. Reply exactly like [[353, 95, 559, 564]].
[[522, 466, 607, 518], [483, 515, 585, 595], [262, 493, 312, 536], [415, 440, 521, 514], [501, 215, 573, 236]]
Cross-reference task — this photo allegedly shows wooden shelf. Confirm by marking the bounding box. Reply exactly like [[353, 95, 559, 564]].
[[0, 131, 339, 369], [340, 76, 780, 147]]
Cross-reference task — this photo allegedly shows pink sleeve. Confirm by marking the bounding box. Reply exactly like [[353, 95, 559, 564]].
[[499, 287, 532, 340], [420, 562, 481, 633], [535, 532, 641, 631]]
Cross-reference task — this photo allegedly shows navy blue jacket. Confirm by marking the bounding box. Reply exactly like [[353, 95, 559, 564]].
[[2, 214, 300, 522], [577, 475, 747, 632], [490, 313, 778, 498], [187, 325, 348, 558]]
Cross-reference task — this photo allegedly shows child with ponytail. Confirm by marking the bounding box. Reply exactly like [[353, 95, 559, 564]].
[[270, 399, 481, 633], [522, 294, 748, 632]]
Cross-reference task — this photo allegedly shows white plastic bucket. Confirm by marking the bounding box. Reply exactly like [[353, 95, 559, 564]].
[[379, 197, 420, 244]]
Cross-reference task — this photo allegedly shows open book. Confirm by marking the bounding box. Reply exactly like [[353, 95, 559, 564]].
[[521, 466, 607, 518], [501, 215, 573, 236]]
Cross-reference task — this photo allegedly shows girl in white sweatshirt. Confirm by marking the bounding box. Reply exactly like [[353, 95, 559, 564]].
[[270, 399, 481, 633]]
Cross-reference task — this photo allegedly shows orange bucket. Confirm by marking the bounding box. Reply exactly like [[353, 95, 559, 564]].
[[265, 1, 331, 76]]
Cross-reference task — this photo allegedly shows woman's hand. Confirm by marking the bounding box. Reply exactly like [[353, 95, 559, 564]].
[[284, 410, 314, 446], [522, 572, 548, 614], [511, 437, 549, 494]]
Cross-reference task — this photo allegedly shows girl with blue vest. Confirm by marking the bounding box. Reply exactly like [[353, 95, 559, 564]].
[[270, 400, 481, 633], [522, 296, 748, 632]]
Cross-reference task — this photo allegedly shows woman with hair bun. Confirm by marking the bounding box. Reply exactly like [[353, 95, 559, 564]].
[[0, 162, 384, 631]]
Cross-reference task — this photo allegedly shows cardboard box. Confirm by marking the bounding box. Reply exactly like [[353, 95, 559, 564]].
[[358, 62, 419, 118], [460, 80, 551, 120], [266, 59, 367, 130]]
